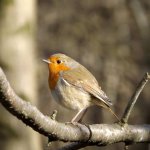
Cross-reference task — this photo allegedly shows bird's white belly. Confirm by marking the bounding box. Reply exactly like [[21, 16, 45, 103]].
[[51, 78, 91, 110]]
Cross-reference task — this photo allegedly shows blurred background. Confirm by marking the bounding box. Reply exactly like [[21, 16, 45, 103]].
[[0, 0, 150, 150]]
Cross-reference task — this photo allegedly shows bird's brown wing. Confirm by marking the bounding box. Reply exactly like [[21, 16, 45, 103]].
[[61, 66, 112, 106]]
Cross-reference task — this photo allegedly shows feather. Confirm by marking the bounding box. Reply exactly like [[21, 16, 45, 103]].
[[61, 65, 112, 106]]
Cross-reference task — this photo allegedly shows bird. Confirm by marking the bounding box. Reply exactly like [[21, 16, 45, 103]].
[[43, 53, 119, 123]]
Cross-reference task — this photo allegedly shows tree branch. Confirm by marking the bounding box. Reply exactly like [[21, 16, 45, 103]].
[[0, 67, 150, 148], [121, 72, 150, 124]]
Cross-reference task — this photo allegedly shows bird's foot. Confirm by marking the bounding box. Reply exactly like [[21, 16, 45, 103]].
[[65, 121, 82, 126]]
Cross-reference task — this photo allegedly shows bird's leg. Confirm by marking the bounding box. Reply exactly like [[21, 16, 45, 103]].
[[71, 108, 88, 123]]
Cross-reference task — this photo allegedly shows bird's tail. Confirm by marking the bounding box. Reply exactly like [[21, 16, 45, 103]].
[[107, 107, 120, 121], [92, 99, 120, 122]]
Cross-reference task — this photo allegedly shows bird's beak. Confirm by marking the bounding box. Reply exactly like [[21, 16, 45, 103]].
[[42, 59, 51, 64]]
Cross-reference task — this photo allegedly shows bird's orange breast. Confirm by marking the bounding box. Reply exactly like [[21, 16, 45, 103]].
[[49, 72, 59, 90], [48, 62, 70, 90]]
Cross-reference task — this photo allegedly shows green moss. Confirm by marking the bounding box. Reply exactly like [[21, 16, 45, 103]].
[[0, 0, 14, 18], [0, 0, 14, 8], [13, 22, 35, 35]]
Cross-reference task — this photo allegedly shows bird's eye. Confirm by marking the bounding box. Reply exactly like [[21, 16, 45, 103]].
[[56, 60, 62, 64]]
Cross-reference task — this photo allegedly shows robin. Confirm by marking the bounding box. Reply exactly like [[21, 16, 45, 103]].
[[43, 53, 119, 123]]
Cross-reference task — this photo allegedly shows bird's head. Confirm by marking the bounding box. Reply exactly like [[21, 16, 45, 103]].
[[43, 53, 79, 74]]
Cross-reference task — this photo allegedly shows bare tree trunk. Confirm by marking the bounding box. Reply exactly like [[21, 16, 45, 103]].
[[0, 0, 41, 150]]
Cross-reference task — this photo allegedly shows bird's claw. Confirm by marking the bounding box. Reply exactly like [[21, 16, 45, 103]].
[[65, 121, 80, 126]]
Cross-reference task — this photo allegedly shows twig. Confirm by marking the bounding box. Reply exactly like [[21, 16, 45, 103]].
[[50, 110, 58, 120], [121, 73, 150, 124]]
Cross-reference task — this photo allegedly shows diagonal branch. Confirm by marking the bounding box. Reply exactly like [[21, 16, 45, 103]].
[[0, 67, 150, 148], [121, 72, 150, 124], [0, 67, 90, 142]]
